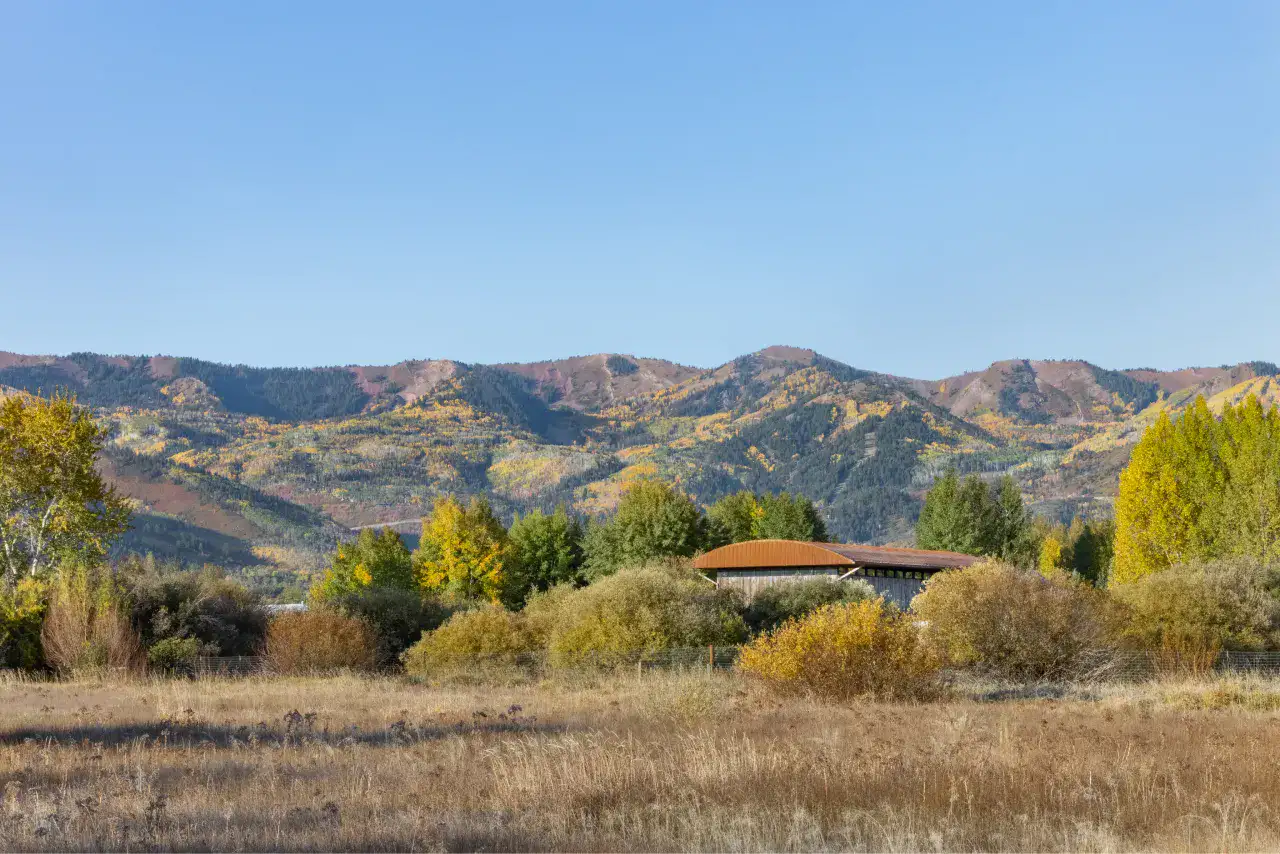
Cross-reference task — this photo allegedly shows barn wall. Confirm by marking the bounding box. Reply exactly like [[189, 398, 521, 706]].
[[716, 566, 938, 609], [863, 576, 928, 610], [716, 567, 840, 599]]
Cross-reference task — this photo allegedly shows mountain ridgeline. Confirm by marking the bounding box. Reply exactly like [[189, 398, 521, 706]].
[[2, 347, 1277, 578]]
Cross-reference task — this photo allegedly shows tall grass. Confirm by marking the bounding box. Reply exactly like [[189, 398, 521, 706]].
[[2, 671, 1280, 851]]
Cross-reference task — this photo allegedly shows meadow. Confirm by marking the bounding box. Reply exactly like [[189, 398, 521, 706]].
[[3, 670, 1280, 852]]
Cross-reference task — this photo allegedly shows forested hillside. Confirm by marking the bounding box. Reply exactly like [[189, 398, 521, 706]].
[[2, 346, 1276, 578]]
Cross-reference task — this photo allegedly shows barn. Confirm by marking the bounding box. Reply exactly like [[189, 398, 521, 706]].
[[693, 540, 980, 609]]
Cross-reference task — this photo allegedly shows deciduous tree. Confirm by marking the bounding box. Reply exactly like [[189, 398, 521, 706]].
[[414, 496, 510, 603], [0, 394, 130, 586]]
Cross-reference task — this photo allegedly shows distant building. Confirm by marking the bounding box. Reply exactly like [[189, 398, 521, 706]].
[[693, 540, 980, 609], [266, 602, 308, 614]]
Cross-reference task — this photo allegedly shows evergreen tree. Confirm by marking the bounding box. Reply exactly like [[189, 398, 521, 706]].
[[504, 506, 584, 608], [992, 475, 1035, 565], [915, 470, 1033, 564], [1068, 518, 1114, 586]]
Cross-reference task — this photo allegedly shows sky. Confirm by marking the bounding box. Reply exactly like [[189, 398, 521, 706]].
[[2, 1, 1277, 379]]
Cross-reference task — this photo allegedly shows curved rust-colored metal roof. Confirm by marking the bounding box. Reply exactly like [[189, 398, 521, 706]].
[[692, 539, 981, 571]]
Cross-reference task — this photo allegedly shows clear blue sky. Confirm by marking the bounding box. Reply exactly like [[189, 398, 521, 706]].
[[3, 1, 1277, 379]]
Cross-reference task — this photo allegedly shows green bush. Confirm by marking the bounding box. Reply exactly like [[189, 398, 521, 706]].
[[1111, 558, 1280, 672], [402, 606, 535, 676], [738, 599, 940, 701], [0, 578, 47, 670], [264, 611, 377, 674], [123, 565, 268, 658], [912, 561, 1117, 681], [329, 587, 454, 668], [743, 577, 874, 634], [146, 636, 202, 673], [524, 564, 747, 668]]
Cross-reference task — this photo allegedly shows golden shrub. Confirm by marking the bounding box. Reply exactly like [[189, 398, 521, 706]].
[[912, 561, 1117, 681], [264, 610, 377, 675], [401, 605, 535, 676], [524, 564, 747, 669], [737, 599, 940, 702], [1110, 558, 1279, 675], [41, 565, 144, 676]]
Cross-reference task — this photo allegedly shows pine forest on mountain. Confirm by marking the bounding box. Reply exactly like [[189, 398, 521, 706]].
[[2, 345, 1278, 596]]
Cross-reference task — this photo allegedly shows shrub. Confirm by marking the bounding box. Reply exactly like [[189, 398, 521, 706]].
[[264, 611, 377, 674], [328, 587, 454, 668], [402, 606, 534, 676], [124, 566, 268, 658], [147, 636, 202, 673], [743, 577, 875, 634], [524, 564, 747, 668], [41, 564, 145, 675], [737, 599, 940, 701], [912, 561, 1117, 681], [0, 578, 47, 670], [1111, 558, 1280, 673]]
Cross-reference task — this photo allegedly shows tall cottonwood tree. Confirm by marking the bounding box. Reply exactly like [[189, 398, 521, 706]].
[[0, 393, 130, 586], [1115, 394, 1280, 582]]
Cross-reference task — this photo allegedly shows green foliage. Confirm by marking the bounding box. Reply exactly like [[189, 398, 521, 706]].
[[707, 491, 828, 546], [1111, 558, 1280, 655], [146, 636, 202, 672], [120, 559, 268, 657], [414, 496, 511, 603], [524, 564, 747, 667], [504, 506, 584, 608], [1067, 517, 1114, 585], [706, 491, 759, 545], [738, 599, 940, 701], [311, 528, 415, 603], [174, 358, 371, 420], [605, 355, 639, 376], [0, 393, 132, 585], [1114, 395, 1280, 582], [326, 586, 453, 668], [915, 471, 1035, 564], [1089, 366, 1160, 411], [401, 605, 535, 675], [912, 561, 1116, 680], [743, 577, 875, 634], [582, 480, 708, 579], [0, 578, 47, 669], [997, 361, 1053, 424], [0, 355, 166, 409]]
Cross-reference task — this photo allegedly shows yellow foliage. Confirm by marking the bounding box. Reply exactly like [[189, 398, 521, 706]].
[[738, 599, 939, 701]]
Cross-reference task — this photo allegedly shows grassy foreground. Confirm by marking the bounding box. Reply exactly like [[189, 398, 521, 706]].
[[2, 671, 1280, 851]]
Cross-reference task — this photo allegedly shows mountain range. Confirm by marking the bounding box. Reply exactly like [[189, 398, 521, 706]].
[[3, 347, 1277, 593]]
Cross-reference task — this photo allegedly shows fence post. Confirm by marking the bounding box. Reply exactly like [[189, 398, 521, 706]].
[[708, 644, 714, 675]]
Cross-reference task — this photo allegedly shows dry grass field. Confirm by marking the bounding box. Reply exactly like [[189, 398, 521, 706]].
[[3, 670, 1280, 852]]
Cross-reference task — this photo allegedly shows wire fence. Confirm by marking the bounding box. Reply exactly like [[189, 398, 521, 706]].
[[186, 648, 1280, 682]]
